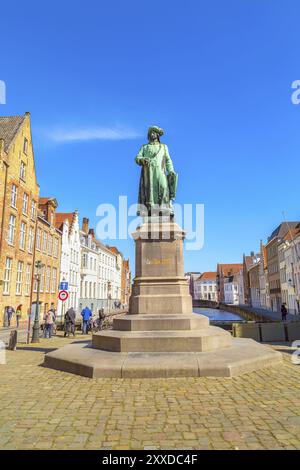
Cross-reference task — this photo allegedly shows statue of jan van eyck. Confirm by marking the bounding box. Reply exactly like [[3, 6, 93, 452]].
[[135, 126, 178, 217]]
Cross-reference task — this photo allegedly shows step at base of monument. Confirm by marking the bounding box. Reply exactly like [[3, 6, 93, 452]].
[[92, 326, 232, 352], [113, 313, 209, 331], [44, 338, 283, 378]]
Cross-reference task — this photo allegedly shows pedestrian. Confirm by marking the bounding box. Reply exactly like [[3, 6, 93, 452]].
[[64, 307, 76, 337], [98, 308, 106, 330], [49, 303, 57, 336], [6, 306, 15, 327], [81, 306, 92, 334], [281, 303, 288, 321], [16, 304, 23, 328], [43, 309, 55, 338]]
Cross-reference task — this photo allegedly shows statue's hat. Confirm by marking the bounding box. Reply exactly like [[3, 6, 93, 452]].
[[148, 125, 164, 137]]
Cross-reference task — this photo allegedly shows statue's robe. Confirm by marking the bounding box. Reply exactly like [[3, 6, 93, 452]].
[[135, 143, 174, 215]]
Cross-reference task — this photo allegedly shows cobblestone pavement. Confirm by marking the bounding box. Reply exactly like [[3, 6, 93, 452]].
[[0, 334, 299, 450]]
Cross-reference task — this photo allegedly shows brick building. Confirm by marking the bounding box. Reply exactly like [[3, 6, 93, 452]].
[[0, 113, 39, 326], [32, 198, 62, 318], [266, 222, 299, 312]]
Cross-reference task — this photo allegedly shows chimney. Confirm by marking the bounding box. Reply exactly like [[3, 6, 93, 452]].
[[82, 217, 89, 233], [88, 228, 95, 238], [250, 251, 254, 257]]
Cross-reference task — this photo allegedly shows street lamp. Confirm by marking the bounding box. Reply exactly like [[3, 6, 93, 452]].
[[31, 260, 45, 343]]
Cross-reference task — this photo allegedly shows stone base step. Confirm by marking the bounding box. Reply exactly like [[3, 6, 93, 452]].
[[92, 325, 231, 353], [44, 338, 283, 378], [113, 313, 209, 331]]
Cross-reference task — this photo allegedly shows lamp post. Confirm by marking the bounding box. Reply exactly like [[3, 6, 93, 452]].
[[31, 260, 45, 343]]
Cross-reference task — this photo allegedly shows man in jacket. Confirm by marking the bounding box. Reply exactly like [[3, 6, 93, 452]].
[[81, 306, 92, 334], [43, 309, 55, 338], [64, 307, 76, 337]]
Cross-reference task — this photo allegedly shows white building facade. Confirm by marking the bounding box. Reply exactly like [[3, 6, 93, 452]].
[[79, 218, 122, 313], [56, 211, 81, 318], [224, 270, 244, 305], [194, 272, 217, 301]]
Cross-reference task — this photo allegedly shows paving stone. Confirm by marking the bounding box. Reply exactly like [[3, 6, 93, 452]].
[[0, 335, 299, 450]]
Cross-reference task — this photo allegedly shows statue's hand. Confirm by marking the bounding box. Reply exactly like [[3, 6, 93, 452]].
[[143, 158, 150, 167]]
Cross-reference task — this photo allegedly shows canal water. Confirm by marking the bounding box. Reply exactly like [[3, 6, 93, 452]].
[[193, 307, 244, 322]]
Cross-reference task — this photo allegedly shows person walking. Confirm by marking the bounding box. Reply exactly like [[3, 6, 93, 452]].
[[98, 308, 106, 331], [16, 304, 23, 328], [81, 306, 92, 334], [6, 306, 15, 327], [43, 309, 56, 338], [64, 307, 76, 337], [49, 303, 57, 336], [281, 303, 288, 321]]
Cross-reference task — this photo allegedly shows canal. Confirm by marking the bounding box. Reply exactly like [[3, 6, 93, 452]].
[[193, 307, 244, 322]]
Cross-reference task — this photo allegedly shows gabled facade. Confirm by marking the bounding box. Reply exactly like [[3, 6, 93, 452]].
[[216, 263, 243, 303], [0, 113, 40, 326], [278, 224, 300, 315], [33, 198, 62, 318], [55, 211, 81, 318], [266, 222, 299, 312], [194, 272, 217, 301]]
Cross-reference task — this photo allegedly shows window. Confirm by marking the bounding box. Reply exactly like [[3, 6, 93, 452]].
[[30, 200, 36, 220], [23, 137, 28, 154], [51, 268, 57, 293], [16, 261, 24, 295], [36, 228, 41, 250], [11, 184, 18, 208], [28, 226, 34, 253], [20, 222, 26, 250], [25, 264, 31, 295], [20, 161, 26, 181], [48, 235, 53, 256], [82, 253, 88, 268], [8, 214, 16, 244], [22, 193, 29, 215], [46, 267, 51, 292], [43, 232, 47, 253], [3, 257, 12, 294], [53, 238, 58, 258]]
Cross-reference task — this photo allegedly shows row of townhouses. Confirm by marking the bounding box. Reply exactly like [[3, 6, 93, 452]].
[[0, 113, 131, 326], [187, 221, 300, 315]]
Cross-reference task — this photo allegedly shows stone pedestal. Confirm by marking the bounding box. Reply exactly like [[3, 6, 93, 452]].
[[129, 219, 192, 315], [44, 218, 282, 377]]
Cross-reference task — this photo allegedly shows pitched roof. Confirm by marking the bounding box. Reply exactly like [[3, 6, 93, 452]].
[[283, 225, 300, 242], [198, 272, 217, 281], [268, 222, 300, 242], [39, 196, 57, 204], [0, 115, 26, 152], [55, 212, 74, 230], [218, 263, 243, 277]]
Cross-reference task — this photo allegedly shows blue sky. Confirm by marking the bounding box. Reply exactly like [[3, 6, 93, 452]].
[[1, 0, 300, 273]]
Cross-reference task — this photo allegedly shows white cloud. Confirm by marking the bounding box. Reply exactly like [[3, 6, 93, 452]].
[[44, 126, 141, 142]]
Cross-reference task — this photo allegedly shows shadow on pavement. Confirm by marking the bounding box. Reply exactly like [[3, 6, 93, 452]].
[[16, 346, 57, 354]]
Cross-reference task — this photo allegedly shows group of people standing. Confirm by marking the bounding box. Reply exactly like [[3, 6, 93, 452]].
[[5, 304, 23, 328], [63, 306, 106, 337], [4, 303, 107, 339]]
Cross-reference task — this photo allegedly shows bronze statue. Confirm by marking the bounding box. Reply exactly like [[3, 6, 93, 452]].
[[135, 126, 178, 216]]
